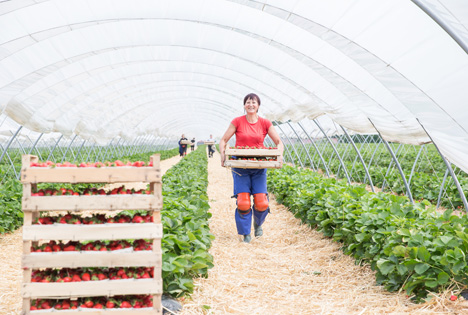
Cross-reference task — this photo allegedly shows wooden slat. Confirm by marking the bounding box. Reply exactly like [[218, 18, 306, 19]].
[[23, 307, 161, 315], [23, 223, 162, 241], [23, 279, 162, 298], [23, 251, 162, 269], [22, 195, 162, 211], [224, 160, 282, 169], [224, 148, 280, 156], [21, 167, 161, 184]]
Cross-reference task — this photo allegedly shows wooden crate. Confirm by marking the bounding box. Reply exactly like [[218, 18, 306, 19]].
[[224, 148, 282, 169], [179, 140, 191, 145], [204, 141, 215, 145], [21, 155, 163, 314]]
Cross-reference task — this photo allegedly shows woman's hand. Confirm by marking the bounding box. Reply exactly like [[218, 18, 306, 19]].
[[220, 152, 225, 167]]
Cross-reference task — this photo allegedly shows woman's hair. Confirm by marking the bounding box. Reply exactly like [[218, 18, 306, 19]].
[[243, 93, 261, 106]]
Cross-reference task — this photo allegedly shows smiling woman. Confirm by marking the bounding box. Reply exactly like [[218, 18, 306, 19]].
[[219, 93, 284, 243]]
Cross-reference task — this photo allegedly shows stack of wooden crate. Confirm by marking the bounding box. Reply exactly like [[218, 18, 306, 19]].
[[21, 154, 163, 314]]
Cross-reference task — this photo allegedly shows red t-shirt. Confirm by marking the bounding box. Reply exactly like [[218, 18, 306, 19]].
[[231, 116, 272, 148]]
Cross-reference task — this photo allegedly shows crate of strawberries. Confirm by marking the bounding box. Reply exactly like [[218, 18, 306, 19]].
[[224, 145, 282, 169]]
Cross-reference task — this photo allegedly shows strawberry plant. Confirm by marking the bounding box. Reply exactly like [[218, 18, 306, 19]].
[[161, 147, 214, 297], [268, 165, 468, 302]]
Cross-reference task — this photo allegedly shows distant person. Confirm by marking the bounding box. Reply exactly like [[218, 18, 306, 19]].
[[190, 138, 196, 152], [207, 134, 215, 158], [219, 93, 283, 243], [178, 134, 188, 157]]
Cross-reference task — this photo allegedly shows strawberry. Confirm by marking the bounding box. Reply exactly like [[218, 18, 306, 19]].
[[450, 295, 457, 301], [106, 300, 115, 309], [84, 299, 94, 308], [81, 273, 91, 281], [132, 215, 144, 223], [94, 303, 104, 309], [63, 245, 76, 251], [121, 301, 132, 308], [97, 273, 107, 280], [72, 274, 81, 282]]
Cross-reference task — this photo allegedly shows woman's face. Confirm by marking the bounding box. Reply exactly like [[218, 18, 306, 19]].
[[244, 97, 259, 114]]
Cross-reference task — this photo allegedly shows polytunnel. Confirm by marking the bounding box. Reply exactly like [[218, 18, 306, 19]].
[[2, 0, 468, 313], [1, 0, 468, 211]]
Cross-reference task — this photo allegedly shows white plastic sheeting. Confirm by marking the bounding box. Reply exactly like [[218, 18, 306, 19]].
[[0, 0, 468, 172]]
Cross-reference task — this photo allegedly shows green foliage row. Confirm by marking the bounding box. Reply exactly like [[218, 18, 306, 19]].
[[286, 143, 467, 209], [267, 165, 468, 302], [0, 148, 179, 235], [160, 147, 214, 297]]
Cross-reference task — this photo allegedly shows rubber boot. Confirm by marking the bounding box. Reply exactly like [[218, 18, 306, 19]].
[[254, 222, 263, 237], [243, 234, 251, 243]]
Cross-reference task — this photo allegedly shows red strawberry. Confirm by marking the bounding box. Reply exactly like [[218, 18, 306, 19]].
[[63, 245, 76, 251], [81, 273, 91, 281], [106, 301, 115, 309], [132, 215, 144, 223], [121, 301, 132, 308], [84, 299, 94, 308], [72, 274, 81, 282]]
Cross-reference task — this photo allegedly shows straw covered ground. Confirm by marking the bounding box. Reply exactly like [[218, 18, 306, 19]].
[[180, 151, 468, 315], [1, 150, 467, 314]]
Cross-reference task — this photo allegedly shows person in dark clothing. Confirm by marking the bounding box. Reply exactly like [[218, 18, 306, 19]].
[[190, 138, 196, 151], [178, 134, 188, 157]]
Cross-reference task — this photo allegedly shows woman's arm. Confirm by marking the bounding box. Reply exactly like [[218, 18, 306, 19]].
[[267, 125, 284, 166], [219, 123, 236, 167]]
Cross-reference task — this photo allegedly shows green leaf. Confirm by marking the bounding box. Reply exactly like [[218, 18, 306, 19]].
[[417, 247, 430, 262], [437, 272, 449, 285], [439, 236, 453, 245], [377, 259, 395, 275], [187, 231, 197, 241], [414, 263, 430, 274], [392, 245, 407, 257]]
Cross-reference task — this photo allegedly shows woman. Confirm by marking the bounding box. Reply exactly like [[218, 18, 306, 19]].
[[220, 93, 283, 243], [178, 134, 188, 157]]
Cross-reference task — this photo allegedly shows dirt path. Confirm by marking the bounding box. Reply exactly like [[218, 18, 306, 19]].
[[0, 154, 182, 315], [180, 152, 467, 314]]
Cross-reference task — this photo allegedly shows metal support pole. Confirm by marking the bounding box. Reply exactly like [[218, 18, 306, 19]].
[[383, 140, 413, 202], [46, 135, 63, 162], [408, 144, 424, 186], [314, 120, 351, 184], [0, 126, 22, 164], [411, 0, 468, 54], [28, 133, 44, 160], [297, 122, 330, 177], [288, 122, 316, 171], [437, 169, 450, 209], [61, 134, 78, 163], [417, 119, 468, 211], [273, 122, 295, 166], [341, 126, 375, 192], [275, 122, 303, 168], [73, 139, 87, 163], [369, 120, 413, 203], [102, 138, 114, 161], [381, 143, 402, 191], [86, 142, 96, 162], [0, 143, 19, 179]]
